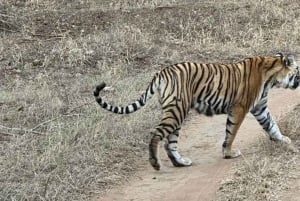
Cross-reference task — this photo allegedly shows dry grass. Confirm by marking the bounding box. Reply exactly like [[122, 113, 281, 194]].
[[216, 105, 300, 201], [1, 0, 300, 200]]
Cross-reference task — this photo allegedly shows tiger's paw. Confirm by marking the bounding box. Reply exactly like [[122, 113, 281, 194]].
[[223, 149, 241, 159], [166, 149, 192, 167], [149, 157, 161, 171], [172, 156, 192, 167], [281, 135, 291, 144]]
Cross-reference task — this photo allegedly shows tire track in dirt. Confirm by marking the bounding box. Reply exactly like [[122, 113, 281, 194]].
[[98, 89, 300, 201]]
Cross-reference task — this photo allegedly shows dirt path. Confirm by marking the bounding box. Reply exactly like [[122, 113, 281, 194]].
[[98, 89, 300, 201]]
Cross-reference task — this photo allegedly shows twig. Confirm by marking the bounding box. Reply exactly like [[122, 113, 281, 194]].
[[0, 131, 13, 136], [31, 113, 80, 131], [0, 125, 44, 135], [0, 132, 13, 141], [29, 32, 66, 39], [31, 100, 95, 131], [0, 27, 17, 32], [31, 116, 63, 131], [0, 13, 16, 18], [0, 100, 95, 137]]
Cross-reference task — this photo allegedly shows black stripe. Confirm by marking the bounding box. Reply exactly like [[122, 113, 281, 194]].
[[218, 65, 223, 89], [150, 75, 156, 94], [233, 64, 241, 99], [259, 118, 268, 126], [187, 62, 192, 85], [102, 102, 108, 108], [191, 63, 198, 91], [96, 98, 102, 104], [226, 118, 236, 126], [214, 99, 222, 112], [139, 98, 145, 106], [159, 123, 176, 131], [253, 105, 267, 116], [197, 86, 206, 101], [113, 107, 119, 113], [205, 64, 212, 83], [226, 128, 232, 135], [222, 141, 228, 148], [221, 102, 228, 114], [132, 103, 138, 111], [174, 104, 184, 124], [162, 103, 177, 110], [224, 65, 232, 103], [156, 127, 166, 138], [194, 64, 205, 94], [165, 108, 181, 126]]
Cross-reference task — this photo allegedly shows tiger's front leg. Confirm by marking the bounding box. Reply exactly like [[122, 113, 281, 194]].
[[164, 129, 192, 167], [250, 106, 291, 144], [222, 106, 247, 159]]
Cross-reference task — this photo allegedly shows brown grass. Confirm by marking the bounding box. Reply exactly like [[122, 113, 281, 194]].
[[1, 0, 300, 200]]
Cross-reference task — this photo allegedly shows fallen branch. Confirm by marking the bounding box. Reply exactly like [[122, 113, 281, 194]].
[[0, 131, 13, 136], [31, 99, 95, 131], [29, 33, 65, 39], [0, 99, 95, 137], [0, 132, 11, 141], [0, 124, 45, 135]]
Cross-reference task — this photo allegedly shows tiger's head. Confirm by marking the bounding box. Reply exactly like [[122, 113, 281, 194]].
[[268, 53, 300, 89]]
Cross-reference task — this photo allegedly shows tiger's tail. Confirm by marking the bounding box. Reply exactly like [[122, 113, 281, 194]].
[[94, 74, 160, 114]]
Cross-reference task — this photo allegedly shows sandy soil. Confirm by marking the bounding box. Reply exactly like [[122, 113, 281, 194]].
[[98, 89, 300, 201]]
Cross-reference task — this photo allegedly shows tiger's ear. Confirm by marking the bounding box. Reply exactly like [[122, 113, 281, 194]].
[[286, 54, 297, 67], [275, 52, 284, 58]]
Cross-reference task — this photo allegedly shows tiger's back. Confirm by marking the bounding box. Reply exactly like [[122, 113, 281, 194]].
[[158, 59, 263, 117]]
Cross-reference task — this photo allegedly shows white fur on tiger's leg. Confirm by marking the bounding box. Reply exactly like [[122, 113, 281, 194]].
[[281, 135, 292, 144], [269, 122, 291, 144], [268, 124, 299, 153], [164, 143, 192, 167], [164, 132, 192, 167], [251, 106, 291, 144]]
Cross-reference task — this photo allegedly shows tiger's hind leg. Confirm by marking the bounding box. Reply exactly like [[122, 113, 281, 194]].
[[149, 132, 163, 171], [149, 121, 173, 170], [149, 125, 192, 170], [149, 98, 191, 170], [164, 128, 192, 167]]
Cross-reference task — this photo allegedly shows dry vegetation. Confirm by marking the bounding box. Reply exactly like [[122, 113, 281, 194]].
[[0, 0, 300, 200]]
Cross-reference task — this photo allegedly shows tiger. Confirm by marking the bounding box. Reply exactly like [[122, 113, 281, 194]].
[[94, 53, 300, 171]]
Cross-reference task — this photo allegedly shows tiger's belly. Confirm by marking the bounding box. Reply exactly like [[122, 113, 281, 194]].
[[193, 100, 229, 116]]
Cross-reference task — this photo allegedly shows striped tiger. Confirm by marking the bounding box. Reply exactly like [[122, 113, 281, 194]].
[[94, 53, 300, 170]]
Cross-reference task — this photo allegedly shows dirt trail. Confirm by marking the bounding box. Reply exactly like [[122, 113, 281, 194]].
[[99, 89, 300, 201]]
